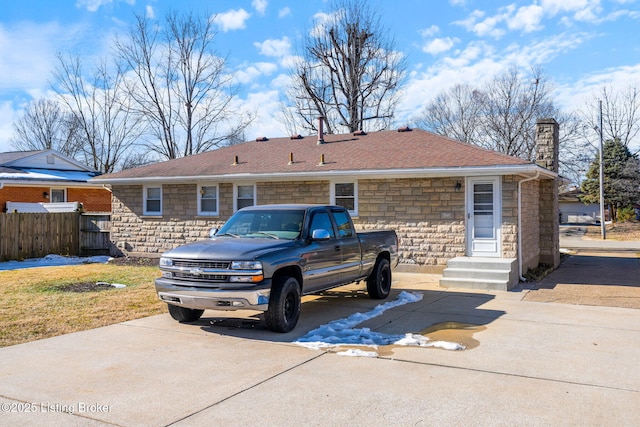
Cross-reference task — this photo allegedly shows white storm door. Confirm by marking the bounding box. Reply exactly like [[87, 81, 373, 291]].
[[466, 177, 501, 257]]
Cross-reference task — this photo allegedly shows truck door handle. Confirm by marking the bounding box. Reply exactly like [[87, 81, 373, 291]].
[[334, 245, 341, 251]]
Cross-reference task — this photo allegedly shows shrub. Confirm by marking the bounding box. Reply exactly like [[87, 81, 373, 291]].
[[617, 206, 636, 222]]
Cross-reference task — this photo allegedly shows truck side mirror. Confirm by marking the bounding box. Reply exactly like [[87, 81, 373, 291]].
[[209, 228, 219, 238], [311, 229, 331, 241]]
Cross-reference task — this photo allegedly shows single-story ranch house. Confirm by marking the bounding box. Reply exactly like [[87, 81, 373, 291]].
[[93, 118, 561, 291], [0, 149, 111, 213]]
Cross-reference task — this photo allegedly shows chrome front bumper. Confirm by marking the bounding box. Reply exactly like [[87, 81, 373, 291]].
[[155, 279, 270, 311]]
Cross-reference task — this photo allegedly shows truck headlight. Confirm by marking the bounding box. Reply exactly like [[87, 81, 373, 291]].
[[231, 261, 262, 270], [230, 260, 263, 283], [159, 257, 173, 267], [230, 275, 264, 283]]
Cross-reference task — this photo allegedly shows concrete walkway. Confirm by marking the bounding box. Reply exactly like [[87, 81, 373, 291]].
[[1, 271, 639, 426]]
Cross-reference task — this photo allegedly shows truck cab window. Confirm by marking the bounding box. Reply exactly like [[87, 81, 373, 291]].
[[309, 211, 335, 238], [332, 210, 354, 238]]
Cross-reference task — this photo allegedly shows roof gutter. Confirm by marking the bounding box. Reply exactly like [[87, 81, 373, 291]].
[[0, 180, 104, 188], [517, 171, 540, 281], [91, 164, 556, 185]]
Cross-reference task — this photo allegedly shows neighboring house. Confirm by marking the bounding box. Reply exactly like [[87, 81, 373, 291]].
[[559, 186, 602, 224], [0, 150, 111, 213], [92, 118, 561, 291]]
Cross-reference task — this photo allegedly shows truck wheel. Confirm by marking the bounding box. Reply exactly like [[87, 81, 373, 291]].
[[167, 304, 204, 323], [367, 258, 391, 299], [265, 276, 301, 333]]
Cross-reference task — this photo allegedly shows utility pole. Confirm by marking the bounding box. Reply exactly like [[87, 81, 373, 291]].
[[598, 99, 606, 240]]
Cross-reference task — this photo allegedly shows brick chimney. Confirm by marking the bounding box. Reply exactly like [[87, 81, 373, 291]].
[[535, 118, 559, 173]]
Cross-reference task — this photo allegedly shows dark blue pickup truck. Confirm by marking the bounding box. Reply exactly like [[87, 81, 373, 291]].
[[155, 204, 399, 332]]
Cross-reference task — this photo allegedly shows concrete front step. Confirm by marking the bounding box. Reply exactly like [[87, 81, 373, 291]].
[[439, 257, 519, 291], [442, 267, 513, 281]]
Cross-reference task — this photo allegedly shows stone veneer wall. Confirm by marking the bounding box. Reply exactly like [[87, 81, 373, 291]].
[[110, 176, 531, 270], [110, 183, 233, 254], [353, 178, 466, 270], [258, 181, 330, 205], [539, 178, 560, 267], [501, 176, 518, 259], [519, 179, 540, 272]]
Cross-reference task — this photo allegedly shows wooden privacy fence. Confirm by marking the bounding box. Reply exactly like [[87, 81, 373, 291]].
[[79, 213, 111, 256], [0, 212, 111, 262]]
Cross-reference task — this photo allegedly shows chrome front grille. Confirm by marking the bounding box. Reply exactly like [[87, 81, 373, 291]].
[[172, 260, 230, 269], [173, 272, 228, 282]]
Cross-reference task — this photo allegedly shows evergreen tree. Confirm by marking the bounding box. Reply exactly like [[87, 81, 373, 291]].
[[580, 138, 640, 221]]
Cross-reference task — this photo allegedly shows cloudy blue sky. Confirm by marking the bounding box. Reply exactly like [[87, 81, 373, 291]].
[[0, 0, 638, 152]]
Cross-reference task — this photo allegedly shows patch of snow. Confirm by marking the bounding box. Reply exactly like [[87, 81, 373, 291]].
[[336, 349, 378, 358], [0, 254, 112, 271], [295, 291, 464, 357]]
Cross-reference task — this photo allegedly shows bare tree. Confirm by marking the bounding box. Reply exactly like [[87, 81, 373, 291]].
[[415, 83, 484, 144], [481, 66, 557, 159], [418, 66, 558, 160], [52, 54, 144, 173], [580, 83, 640, 154], [115, 11, 252, 160], [10, 98, 81, 156], [286, 0, 406, 134]]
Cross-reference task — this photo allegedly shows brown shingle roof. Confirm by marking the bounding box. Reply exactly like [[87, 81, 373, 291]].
[[96, 128, 534, 181]]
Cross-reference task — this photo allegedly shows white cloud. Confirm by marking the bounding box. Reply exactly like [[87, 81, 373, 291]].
[[0, 101, 19, 152], [254, 37, 291, 57], [234, 62, 278, 85], [242, 89, 288, 138], [508, 5, 545, 32], [310, 11, 337, 38], [419, 25, 439, 38], [0, 22, 73, 92], [213, 9, 251, 32], [456, 0, 605, 38], [455, 9, 507, 38], [554, 63, 640, 111], [252, 0, 267, 16], [75, 0, 134, 13], [541, 0, 603, 20], [278, 7, 291, 18], [422, 37, 459, 55], [146, 5, 155, 19]]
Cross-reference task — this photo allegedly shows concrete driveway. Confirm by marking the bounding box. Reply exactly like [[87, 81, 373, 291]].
[[1, 271, 639, 426]]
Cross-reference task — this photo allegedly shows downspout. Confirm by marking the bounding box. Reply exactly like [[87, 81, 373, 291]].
[[518, 172, 539, 281]]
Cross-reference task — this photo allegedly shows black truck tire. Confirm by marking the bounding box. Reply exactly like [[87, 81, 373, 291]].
[[367, 258, 391, 299], [167, 304, 204, 323], [265, 276, 301, 333]]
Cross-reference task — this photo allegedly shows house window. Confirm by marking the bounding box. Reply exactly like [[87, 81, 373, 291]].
[[235, 184, 256, 211], [50, 188, 66, 203], [144, 186, 162, 216], [198, 185, 218, 216], [331, 181, 358, 216]]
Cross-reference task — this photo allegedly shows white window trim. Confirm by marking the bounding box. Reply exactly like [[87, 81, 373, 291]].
[[330, 180, 358, 217], [49, 187, 66, 203], [143, 185, 163, 216], [233, 183, 256, 212], [198, 184, 219, 216]]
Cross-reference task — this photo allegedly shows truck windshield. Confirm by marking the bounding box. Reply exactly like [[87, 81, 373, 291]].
[[216, 209, 305, 240]]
